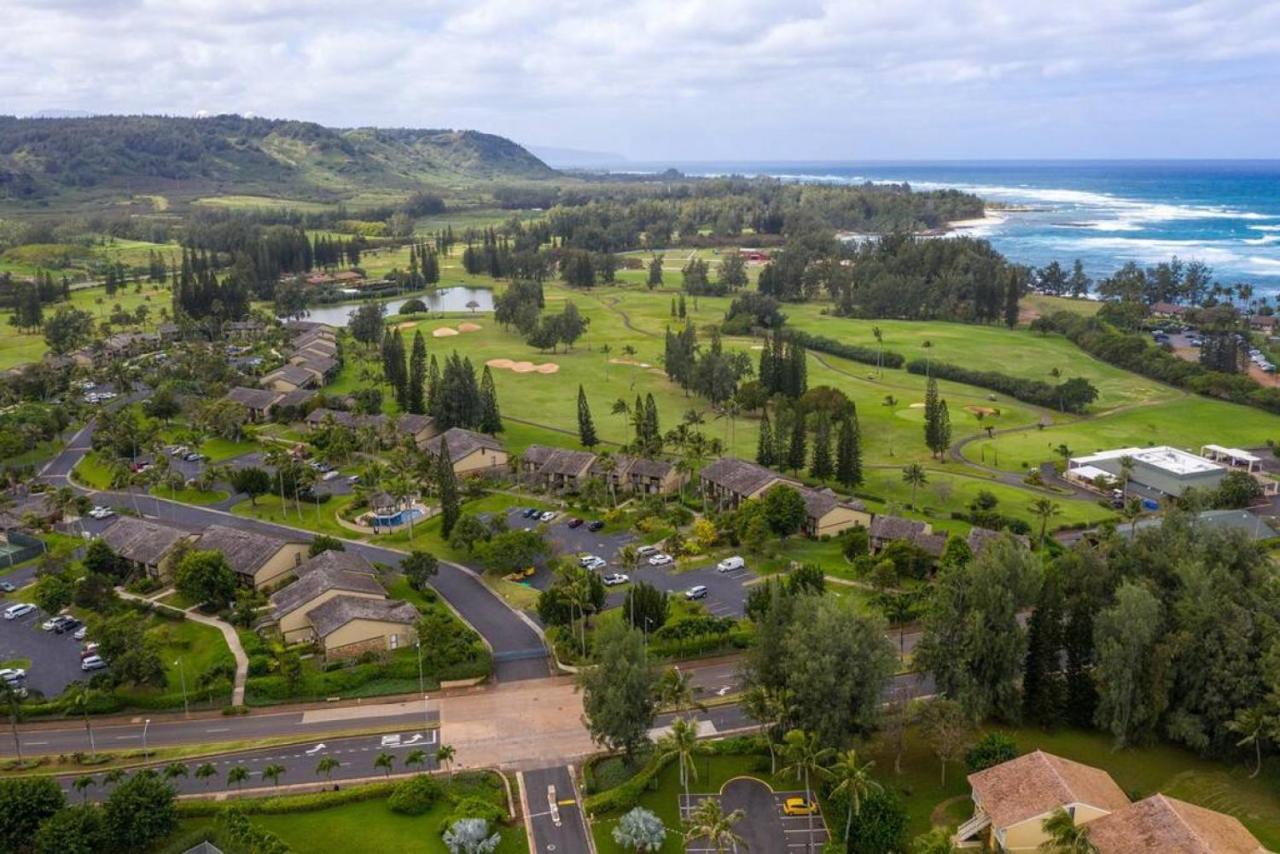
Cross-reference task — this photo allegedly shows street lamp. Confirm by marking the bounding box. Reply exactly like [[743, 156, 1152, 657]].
[[175, 658, 188, 718], [415, 640, 424, 696], [142, 718, 151, 761]]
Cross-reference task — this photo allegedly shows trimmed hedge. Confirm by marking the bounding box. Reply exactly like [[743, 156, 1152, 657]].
[[584, 735, 767, 814], [785, 329, 905, 369], [176, 782, 397, 818], [905, 359, 1098, 413]]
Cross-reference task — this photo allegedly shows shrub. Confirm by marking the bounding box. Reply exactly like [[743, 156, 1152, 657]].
[[965, 732, 1019, 772], [785, 329, 905, 369], [439, 795, 507, 833], [389, 773, 445, 816]]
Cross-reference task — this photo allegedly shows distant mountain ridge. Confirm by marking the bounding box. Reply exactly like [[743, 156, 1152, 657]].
[[0, 114, 556, 202]]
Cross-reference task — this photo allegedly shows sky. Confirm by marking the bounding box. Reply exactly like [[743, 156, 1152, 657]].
[[3, 0, 1280, 161]]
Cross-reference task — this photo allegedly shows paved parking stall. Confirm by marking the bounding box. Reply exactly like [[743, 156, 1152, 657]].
[[681, 778, 830, 852], [0, 603, 92, 698]]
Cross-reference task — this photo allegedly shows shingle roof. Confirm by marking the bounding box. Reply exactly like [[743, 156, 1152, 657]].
[[275, 388, 317, 409], [307, 595, 420, 637], [1087, 794, 1266, 854], [521, 444, 558, 466], [225, 386, 282, 410], [914, 532, 948, 558], [100, 517, 195, 567], [423, 428, 505, 463], [621, 455, 677, 480], [799, 486, 866, 521], [195, 525, 298, 579], [700, 457, 789, 496], [395, 414, 435, 436], [260, 364, 316, 388], [305, 408, 387, 431], [270, 552, 383, 620], [968, 751, 1130, 829], [967, 527, 1031, 555], [539, 448, 597, 477], [870, 515, 928, 542], [293, 354, 336, 376]]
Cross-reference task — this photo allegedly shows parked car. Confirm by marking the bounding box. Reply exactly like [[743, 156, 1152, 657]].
[[183, 452, 205, 462], [567, 517, 584, 529], [539, 511, 557, 522], [783, 798, 819, 816], [89, 505, 115, 519], [322, 470, 341, 481], [584, 557, 607, 571], [602, 573, 630, 586], [3, 603, 36, 620], [522, 507, 540, 519], [0, 667, 26, 685], [170, 446, 188, 457], [578, 554, 604, 568], [648, 553, 674, 566], [80, 643, 100, 659], [716, 556, 745, 573], [73, 625, 88, 641], [636, 545, 659, 557], [587, 520, 605, 532], [42, 615, 73, 632], [685, 585, 708, 600], [0, 581, 15, 593], [55, 617, 83, 635], [81, 656, 107, 672]]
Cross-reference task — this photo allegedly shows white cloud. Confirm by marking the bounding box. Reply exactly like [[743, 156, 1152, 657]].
[[1, 0, 1278, 158]]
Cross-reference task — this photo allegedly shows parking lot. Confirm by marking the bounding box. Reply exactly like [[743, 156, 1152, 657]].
[[0, 602, 94, 698], [503, 507, 754, 617], [681, 778, 830, 852]]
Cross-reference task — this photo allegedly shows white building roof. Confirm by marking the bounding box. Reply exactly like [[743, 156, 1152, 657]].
[[1068, 465, 1114, 482], [1202, 444, 1262, 464], [1070, 446, 1224, 477]]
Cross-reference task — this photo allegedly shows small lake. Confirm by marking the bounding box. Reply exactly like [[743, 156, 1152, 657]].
[[294, 287, 494, 327]]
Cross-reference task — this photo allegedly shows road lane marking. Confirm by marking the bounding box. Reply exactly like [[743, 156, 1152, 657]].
[[205, 727, 230, 733]]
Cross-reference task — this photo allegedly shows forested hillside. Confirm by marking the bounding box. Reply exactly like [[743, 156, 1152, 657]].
[[0, 114, 556, 202]]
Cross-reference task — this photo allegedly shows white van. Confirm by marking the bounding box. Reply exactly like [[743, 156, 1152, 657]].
[[4, 603, 36, 620], [716, 556, 745, 573]]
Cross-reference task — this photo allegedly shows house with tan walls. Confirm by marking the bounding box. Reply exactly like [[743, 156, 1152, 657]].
[[954, 750, 1132, 851], [194, 525, 308, 590], [423, 427, 508, 477], [99, 516, 198, 580], [269, 550, 385, 644], [801, 487, 871, 538], [592, 454, 687, 496], [308, 596, 420, 660], [700, 457, 869, 539]]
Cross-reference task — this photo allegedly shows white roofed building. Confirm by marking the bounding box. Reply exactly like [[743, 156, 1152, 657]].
[[1067, 446, 1227, 498]]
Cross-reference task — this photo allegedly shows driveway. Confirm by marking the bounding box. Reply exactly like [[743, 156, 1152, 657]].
[[0, 604, 93, 698], [522, 765, 591, 854], [682, 778, 830, 853]]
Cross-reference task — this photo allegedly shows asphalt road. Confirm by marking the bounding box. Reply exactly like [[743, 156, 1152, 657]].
[[52, 723, 441, 803], [522, 765, 592, 854], [39, 419, 551, 683]]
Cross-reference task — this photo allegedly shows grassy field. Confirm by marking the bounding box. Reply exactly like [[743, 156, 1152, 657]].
[[230, 493, 358, 540], [247, 799, 526, 852]]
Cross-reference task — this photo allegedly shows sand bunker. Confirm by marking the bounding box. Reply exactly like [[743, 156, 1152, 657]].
[[432, 327, 460, 338], [458, 322, 482, 332], [486, 358, 515, 369], [511, 361, 537, 373], [487, 358, 560, 375], [609, 358, 652, 368], [908, 402, 926, 409], [965, 405, 1000, 417], [391, 321, 417, 331], [536, 363, 561, 374]]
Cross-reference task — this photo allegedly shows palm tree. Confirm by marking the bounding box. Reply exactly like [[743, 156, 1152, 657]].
[[1118, 455, 1135, 497], [195, 763, 218, 788], [1228, 705, 1269, 778], [611, 398, 631, 432], [1, 681, 23, 765], [658, 667, 705, 714], [162, 762, 189, 783], [435, 744, 456, 781], [315, 755, 340, 782], [781, 729, 834, 854], [374, 752, 396, 778], [683, 797, 747, 854], [262, 763, 286, 787], [901, 463, 928, 510], [829, 749, 882, 843], [657, 717, 700, 803], [1120, 496, 1144, 538], [72, 775, 95, 804], [1029, 498, 1062, 550], [872, 326, 884, 376], [103, 768, 127, 789], [1039, 807, 1097, 853], [404, 749, 427, 771], [69, 685, 97, 758], [226, 764, 250, 793]]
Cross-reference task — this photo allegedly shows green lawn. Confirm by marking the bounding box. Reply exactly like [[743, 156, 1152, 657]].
[[250, 799, 525, 852], [73, 451, 115, 490], [230, 493, 357, 540], [146, 616, 235, 695]]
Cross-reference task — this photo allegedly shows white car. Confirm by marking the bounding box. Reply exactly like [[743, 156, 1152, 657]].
[[81, 655, 107, 672], [602, 573, 630, 586], [322, 470, 341, 481], [41, 615, 68, 631], [583, 557, 608, 571], [73, 625, 88, 640], [685, 585, 709, 600], [89, 505, 115, 519], [648, 553, 674, 566], [539, 511, 557, 522], [0, 667, 26, 684], [717, 556, 745, 573], [3, 603, 36, 620], [578, 554, 603, 568], [635, 545, 659, 557]]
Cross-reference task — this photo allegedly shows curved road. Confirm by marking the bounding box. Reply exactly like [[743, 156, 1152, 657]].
[[39, 420, 550, 682]]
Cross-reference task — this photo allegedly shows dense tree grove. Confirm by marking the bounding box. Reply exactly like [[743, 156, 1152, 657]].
[[916, 512, 1280, 768], [663, 323, 753, 406]]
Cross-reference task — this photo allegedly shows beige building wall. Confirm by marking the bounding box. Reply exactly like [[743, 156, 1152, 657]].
[[251, 543, 309, 590], [1000, 804, 1113, 851], [264, 377, 302, 393], [278, 589, 385, 643], [454, 448, 509, 476], [322, 619, 418, 658], [812, 506, 872, 537]]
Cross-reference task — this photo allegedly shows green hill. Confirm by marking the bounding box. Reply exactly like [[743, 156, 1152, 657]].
[[0, 114, 556, 204]]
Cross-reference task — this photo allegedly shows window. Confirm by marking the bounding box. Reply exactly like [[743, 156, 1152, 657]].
[[389, 633, 399, 650]]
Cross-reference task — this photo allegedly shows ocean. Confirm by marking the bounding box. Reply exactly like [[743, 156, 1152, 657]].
[[645, 160, 1280, 296]]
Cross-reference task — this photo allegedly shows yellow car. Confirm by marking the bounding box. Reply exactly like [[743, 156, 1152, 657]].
[[783, 798, 819, 816]]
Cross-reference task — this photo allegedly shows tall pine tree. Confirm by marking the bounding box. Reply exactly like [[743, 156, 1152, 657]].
[[408, 331, 427, 414], [756, 408, 775, 467], [935, 399, 952, 457], [809, 413, 832, 480], [923, 376, 941, 457], [835, 413, 863, 488], [786, 410, 807, 474], [390, 330, 409, 410], [436, 435, 460, 537], [425, 355, 441, 416], [479, 365, 503, 434], [1023, 571, 1066, 726], [577, 385, 598, 448]]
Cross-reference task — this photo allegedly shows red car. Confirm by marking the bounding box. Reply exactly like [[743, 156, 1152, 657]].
[[567, 518, 584, 528]]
